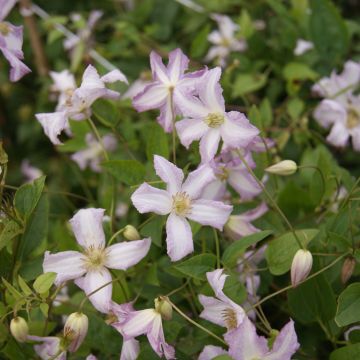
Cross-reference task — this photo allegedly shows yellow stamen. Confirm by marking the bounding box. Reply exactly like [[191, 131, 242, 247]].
[[0, 23, 10, 36], [204, 112, 225, 128], [222, 307, 238, 330], [346, 107, 360, 129], [83, 245, 107, 270], [172, 192, 192, 216]]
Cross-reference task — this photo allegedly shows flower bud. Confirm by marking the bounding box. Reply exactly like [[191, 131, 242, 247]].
[[10, 316, 29, 342], [154, 297, 172, 321], [123, 225, 140, 241], [63, 312, 88, 352], [341, 257, 356, 284], [265, 160, 297, 176], [291, 249, 313, 287]]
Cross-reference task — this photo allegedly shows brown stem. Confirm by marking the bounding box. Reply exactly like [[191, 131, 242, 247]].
[[19, 0, 49, 76]]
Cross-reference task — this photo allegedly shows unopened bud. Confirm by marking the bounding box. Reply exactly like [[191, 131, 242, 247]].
[[341, 257, 356, 284], [123, 225, 140, 241], [63, 312, 88, 352], [10, 316, 29, 342], [265, 160, 297, 176], [155, 297, 172, 321], [291, 249, 313, 287]]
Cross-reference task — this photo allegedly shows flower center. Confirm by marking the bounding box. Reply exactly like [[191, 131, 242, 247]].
[[84, 246, 107, 270], [346, 107, 360, 129], [172, 192, 192, 216], [0, 22, 10, 36], [222, 307, 238, 330], [220, 38, 232, 47], [217, 166, 229, 181], [204, 112, 225, 128]]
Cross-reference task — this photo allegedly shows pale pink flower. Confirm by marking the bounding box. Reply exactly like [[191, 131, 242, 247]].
[[49, 70, 77, 110], [36, 65, 127, 145], [71, 133, 117, 172], [121, 72, 152, 100], [294, 39, 314, 56], [133, 48, 205, 132], [0, 0, 31, 81], [175, 67, 259, 163], [43, 208, 151, 313], [205, 14, 247, 67], [27, 336, 66, 360], [21, 160, 43, 182], [131, 155, 233, 261], [199, 269, 245, 331]]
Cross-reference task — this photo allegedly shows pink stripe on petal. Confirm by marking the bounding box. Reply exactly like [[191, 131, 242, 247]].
[[150, 51, 170, 84], [173, 89, 209, 118], [228, 170, 262, 201], [175, 118, 208, 148], [198, 295, 228, 328], [132, 83, 168, 112], [168, 48, 189, 83], [199, 130, 221, 163], [120, 339, 140, 360], [157, 97, 174, 133], [122, 309, 158, 339]]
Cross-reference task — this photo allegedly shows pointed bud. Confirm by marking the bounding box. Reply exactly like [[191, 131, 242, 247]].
[[10, 316, 29, 342], [123, 225, 140, 241], [154, 297, 172, 321], [63, 312, 88, 352], [341, 257, 356, 284], [265, 160, 297, 176], [291, 249, 313, 287]]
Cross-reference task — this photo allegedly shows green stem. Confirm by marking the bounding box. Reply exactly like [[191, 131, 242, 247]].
[[213, 229, 221, 269], [108, 227, 125, 246], [87, 117, 109, 161]]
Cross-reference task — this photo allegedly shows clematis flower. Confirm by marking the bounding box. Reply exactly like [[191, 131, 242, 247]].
[[131, 155, 233, 261], [119, 298, 175, 359], [71, 133, 117, 172], [175, 67, 259, 163], [0, 0, 31, 81], [225, 202, 268, 240], [199, 316, 299, 360], [27, 336, 66, 360], [133, 48, 205, 132], [36, 65, 127, 145], [43, 208, 151, 313], [49, 70, 77, 110], [121, 71, 152, 100], [21, 159, 43, 182], [199, 269, 245, 331], [205, 14, 247, 67], [294, 39, 314, 56]]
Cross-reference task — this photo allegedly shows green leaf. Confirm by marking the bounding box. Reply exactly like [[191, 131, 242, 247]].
[[266, 229, 318, 275], [330, 344, 360, 360], [141, 216, 164, 247], [0, 220, 22, 251], [173, 254, 216, 281], [232, 73, 267, 97], [40, 303, 49, 317], [14, 176, 46, 220], [310, 0, 349, 66], [146, 123, 169, 161], [190, 24, 211, 58], [102, 160, 146, 185], [17, 275, 32, 296], [223, 274, 247, 304], [283, 62, 318, 81], [222, 230, 273, 267], [213, 356, 233, 360], [335, 283, 360, 327], [33, 272, 56, 294], [2, 278, 22, 300], [93, 99, 119, 127]]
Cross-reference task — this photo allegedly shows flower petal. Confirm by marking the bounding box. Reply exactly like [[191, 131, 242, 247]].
[[132, 83, 168, 112], [1, 45, 31, 82], [157, 96, 175, 133], [168, 48, 189, 83], [150, 51, 170, 84], [198, 294, 228, 327], [120, 339, 140, 360], [313, 99, 347, 129], [122, 309, 158, 339], [173, 89, 209, 119], [198, 345, 227, 360], [182, 164, 216, 199], [36, 111, 69, 145], [131, 183, 172, 215], [228, 169, 262, 201], [187, 199, 232, 230], [154, 155, 184, 195], [201, 178, 227, 201], [199, 129, 221, 163], [326, 122, 350, 148], [43, 251, 86, 285], [69, 208, 106, 249], [101, 69, 128, 84], [0, 0, 17, 20], [77, 268, 113, 313], [105, 238, 151, 270], [166, 213, 194, 261], [175, 118, 208, 148]]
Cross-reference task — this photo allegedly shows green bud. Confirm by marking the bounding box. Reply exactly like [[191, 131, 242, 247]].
[[10, 316, 29, 343], [154, 297, 173, 321]]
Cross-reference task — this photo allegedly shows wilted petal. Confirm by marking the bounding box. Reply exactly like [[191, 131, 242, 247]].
[[131, 183, 172, 215], [150, 51, 169, 84], [198, 295, 228, 327], [199, 130, 221, 163], [36, 111, 69, 145], [120, 339, 140, 360], [168, 48, 189, 83], [154, 155, 184, 194], [122, 309, 158, 339], [166, 213, 193, 261], [132, 83, 168, 112], [263, 320, 300, 360], [69, 208, 106, 249], [326, 122, 350, 148], [28, 336, 65, 360], [228, 169, 262, 200], [43, 251, 86, 285], [187, 199, 232, 230], [182, 164, 216, 199], [225, 316, 268, 360], [175, 118, 208, 148], [105, 238, 151, 270], [78, 268, 112, 313], [198, 345, 227, 360]]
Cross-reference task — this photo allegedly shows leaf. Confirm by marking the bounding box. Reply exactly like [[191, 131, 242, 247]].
[[222, 230, 273, 267], [141, 216, 165, 247], [146, 123, 169, 161], [232, 73, 267, 97], [190, 24, 211, 58], [17, 275, 32, 296], [0, 220, 22, 251], [283, 62, 318, 81], [213, 356, 233, 360], [14, 176, 46, 220], [223, 274, 247, 304], [33, 272, 56, 294], [102, 160, 146, 186], [330, 344, 360, 360], [2, 278, 22, 300], [173, 254, 216, 281], [335, 283, 360, 327], [40, 303, 49, 317], [93, 99, 119, 127], [265, 229, 318, 275]]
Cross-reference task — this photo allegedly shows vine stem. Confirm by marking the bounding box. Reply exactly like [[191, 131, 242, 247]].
[[236, 150, 303, 249], [249, 253, 347, 311], [108, 227, 125, 246], [165, 297, 227, 346], [213, 229, 221, 269]]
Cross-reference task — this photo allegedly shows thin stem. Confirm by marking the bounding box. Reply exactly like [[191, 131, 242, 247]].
[[213, 229, 221, 269], [165, 298, 227, 346], [165, 279, 190, 297], [236, 150, 303, 249], [87, 118, 109, 161], [138, 214, 156, 230], [108, 227, 125, 246]]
